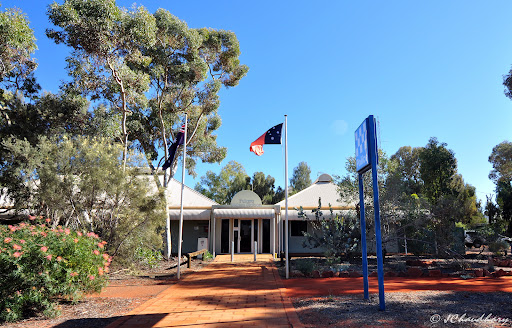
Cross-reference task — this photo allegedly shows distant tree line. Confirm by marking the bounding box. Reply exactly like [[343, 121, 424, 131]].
[[337, 137, 483, 257], [194, 160, 313, 205]]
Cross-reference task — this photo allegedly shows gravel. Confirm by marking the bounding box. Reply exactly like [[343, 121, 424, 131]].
[[293, 291, 512, 327]]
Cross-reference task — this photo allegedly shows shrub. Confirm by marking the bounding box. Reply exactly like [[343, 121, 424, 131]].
[[134, 246, 163, 269], [0, 218, 111, 322], [203, 250, 213, 261], [489, 241, 509, 256], [294, 258, 316, 275], [299, 198, 360, 264]]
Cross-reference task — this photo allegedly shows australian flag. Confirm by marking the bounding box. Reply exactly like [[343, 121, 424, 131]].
[[162, 124, 185, 170], [249, 123, 283, 156]]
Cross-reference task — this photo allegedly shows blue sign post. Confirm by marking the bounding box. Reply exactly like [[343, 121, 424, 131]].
[[355, 115, 385, 311]]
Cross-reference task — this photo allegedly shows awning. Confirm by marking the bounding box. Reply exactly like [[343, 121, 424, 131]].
[[169, 210, 211, 220], [213, 208, 275, 219]]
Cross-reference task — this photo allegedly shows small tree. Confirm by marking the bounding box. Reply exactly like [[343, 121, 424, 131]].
[[290, 161, 312, 194], [298, 198, 360, 264], [194, 160, 249, 204]]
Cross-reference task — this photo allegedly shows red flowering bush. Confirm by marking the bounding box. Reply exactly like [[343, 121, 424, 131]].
[[0, 217, 111, 322]]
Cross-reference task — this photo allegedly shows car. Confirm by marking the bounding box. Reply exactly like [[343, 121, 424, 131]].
[[498, 234, 512, 246], [464, 230, 484, 248]]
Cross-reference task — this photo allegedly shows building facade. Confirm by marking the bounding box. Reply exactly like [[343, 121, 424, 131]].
[[169, 174, 357, 257]]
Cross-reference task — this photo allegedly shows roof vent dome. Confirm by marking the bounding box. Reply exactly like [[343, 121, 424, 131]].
[[315, 173, 333, 183]]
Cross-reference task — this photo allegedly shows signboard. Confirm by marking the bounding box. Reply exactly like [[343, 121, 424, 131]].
[[355, 119, 369, 172], [355, 114, 385, 311], [355, 117, 378, 173]]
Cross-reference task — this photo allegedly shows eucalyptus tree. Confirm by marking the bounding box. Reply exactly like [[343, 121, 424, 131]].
[[195, 161, 249, 205], [46, 0, 157, 171], [47, 1, 248, 257], [488, 141, 512, 234], [133, 9, 248, 257], [289, 161, 312, 195], [0, 5, 39, 97], [47, 0, 248, 180], [134, 9, 249, 183], [0, 4, 40, 137], [252, 172, 277, 204], [418, 137, 457, 205]]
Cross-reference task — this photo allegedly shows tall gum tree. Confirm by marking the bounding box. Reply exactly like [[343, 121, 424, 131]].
[[47, 0, 157, 171], [133, 9, 249, 183], [47, 2, 249, 257], [0, 5, 40, 127], [132, 9, 248, 258]]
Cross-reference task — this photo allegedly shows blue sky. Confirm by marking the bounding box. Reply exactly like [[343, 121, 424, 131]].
[[4, 0, 512, 203]]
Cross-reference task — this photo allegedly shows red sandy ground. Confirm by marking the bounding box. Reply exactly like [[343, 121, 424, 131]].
[[283, 276, 512, 298]]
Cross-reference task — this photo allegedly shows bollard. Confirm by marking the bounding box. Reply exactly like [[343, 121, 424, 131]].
[[254, 241, 257, 261], [231, 241, 234, 262]]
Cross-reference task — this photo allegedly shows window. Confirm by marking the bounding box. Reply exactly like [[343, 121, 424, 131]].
[[291, 221, 307, 237]]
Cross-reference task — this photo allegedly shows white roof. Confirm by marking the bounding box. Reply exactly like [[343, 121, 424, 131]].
[[276, 174, 347, 208], [276, 174, 355, 220], [166, 178, 218, 207], [166, 178, 218, 220]]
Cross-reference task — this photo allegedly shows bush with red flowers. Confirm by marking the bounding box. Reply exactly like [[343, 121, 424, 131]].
[[0, 217, 111, 322]]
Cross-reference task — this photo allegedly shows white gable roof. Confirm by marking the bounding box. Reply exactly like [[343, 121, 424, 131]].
[[276, 174, 347, 208], [276, 174, 355, 220], [167, 178, 218, 207]]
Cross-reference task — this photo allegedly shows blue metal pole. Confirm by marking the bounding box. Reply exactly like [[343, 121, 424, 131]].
[[368, 115, 385, 311], [358, 173, 369, 300]]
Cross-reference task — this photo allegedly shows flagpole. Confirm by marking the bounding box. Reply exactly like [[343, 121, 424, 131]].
[[177, 113, 187, 280], [284, 115, 289, 279]]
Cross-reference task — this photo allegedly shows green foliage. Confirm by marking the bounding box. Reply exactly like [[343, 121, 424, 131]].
[[203, 250, 213, 261], [251, 171, 277, 204], [337, 137, 482, 257], [488, 142, 512, 236], [299, 199, 360, 263], [294, 258, 316, 275], [47, 1, 248, 179], [134, 246, 163, 269], [134, 9, 248, 178], [0, 5, 39, 96], [194, 161, 284, 205], [488, 241, 509, 256], [1, 135, 165, 265], [195, 160, 249, 204], [290, 162, 312, 195], [386, 146, 423, 196], [488, 141, 512, 183], [418, 137, 457, 204], [0, 219, 111, 322], [47, 0, 158, 169]]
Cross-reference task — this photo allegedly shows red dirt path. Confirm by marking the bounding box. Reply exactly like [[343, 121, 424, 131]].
[[283, 276, 512, 297]]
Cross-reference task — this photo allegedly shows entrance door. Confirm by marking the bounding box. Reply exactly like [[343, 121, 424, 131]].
[[239, 220, 252, 252], [221, 219, 230, 253], [262, 219, 270, 253]]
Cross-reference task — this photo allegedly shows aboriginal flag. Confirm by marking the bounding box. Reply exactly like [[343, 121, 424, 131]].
[[162, 124, 185, 170], [249, 123, 283, 156]]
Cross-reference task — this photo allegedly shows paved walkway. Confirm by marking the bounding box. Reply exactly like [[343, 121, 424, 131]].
[[106, 254, 303, 328]]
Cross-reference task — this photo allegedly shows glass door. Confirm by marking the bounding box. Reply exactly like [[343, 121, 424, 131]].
[[239, 220, 252, 253]]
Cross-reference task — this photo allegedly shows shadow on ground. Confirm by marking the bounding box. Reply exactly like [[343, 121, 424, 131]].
[[53, 314, 168, 328]]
